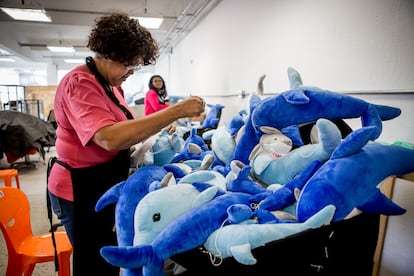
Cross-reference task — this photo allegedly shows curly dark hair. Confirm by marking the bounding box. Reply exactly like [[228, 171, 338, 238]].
[[87, 11, 159, 66]]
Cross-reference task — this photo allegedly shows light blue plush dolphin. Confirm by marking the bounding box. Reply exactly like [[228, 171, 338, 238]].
[[133, 180, 222, 245], [204, 204, 335, 265], [296, 126, 414, 222]]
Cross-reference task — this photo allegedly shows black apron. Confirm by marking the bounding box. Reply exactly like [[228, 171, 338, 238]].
[[71, 149, 130, 275], [70, 56, 134, 274]]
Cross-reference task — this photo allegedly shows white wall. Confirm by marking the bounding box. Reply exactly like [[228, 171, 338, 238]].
[[153, 2, 414, 273], [154, 0, 414, 144]]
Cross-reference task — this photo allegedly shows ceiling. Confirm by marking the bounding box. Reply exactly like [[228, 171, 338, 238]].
[[0, 0, 219, 70]]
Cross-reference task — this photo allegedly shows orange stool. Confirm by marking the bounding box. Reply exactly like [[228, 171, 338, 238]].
[[0, 169, 20, 189]]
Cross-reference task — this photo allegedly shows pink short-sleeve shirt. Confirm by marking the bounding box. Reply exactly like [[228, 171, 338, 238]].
[[48, 65, 135, 201]]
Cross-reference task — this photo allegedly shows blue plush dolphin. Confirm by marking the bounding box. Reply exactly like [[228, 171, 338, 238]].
[[231, 67, 401, 166], [233, 88, 401, 166], [95, 166, 168, 247], [100, 192, 252, 276], [296, 126, 414, 222], [95, 166, 169, 276]]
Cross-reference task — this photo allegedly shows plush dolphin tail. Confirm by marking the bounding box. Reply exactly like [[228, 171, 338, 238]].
[[316, 118, 342, 153], [373, 104, 401, 121], [358, 189, 406, 216]]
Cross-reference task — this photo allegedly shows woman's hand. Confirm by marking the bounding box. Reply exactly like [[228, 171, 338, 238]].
[[166, 123, 177, 134], [177, 96, 205, 118]]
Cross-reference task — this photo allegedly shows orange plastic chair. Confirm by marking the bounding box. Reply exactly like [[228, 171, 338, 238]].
[[0, 187, 72, 276], [0, 169, 20, 189]]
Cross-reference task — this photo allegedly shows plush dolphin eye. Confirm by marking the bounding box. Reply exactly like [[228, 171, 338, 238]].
[[153, 213, 161, 222]]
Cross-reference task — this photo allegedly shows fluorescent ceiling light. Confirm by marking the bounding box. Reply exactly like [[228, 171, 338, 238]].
[[64, 59, 84, 64], [132, 17, 163, 29], [0, 7, 51, 22], [47, 46, 75, 53], [0, 57, 15, 62]]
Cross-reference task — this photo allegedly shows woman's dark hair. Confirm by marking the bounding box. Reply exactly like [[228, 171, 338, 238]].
[[87, 11, 159, 66], [148, 75, 166, 92], [149, 75, 168, 103]]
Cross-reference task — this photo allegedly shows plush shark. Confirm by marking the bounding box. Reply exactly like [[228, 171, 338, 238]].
[[249, 118, 342, 185], [204, 204, 336, 265], [100, 191, 253, 276], [248, 126, 293, 160], [231, 69, 401, 166], [296, 126, 414, 222]]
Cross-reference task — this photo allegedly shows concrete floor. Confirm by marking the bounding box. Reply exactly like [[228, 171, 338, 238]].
[[0, 147, 71, 275]]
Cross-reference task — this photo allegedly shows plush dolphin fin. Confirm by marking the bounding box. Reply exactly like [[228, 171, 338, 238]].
[[249, 94, 262, 110], [95, 181, 125, 211], [331, 126, 377, 159], [226, 204, 253, 224], [357, 189, 406, 215], [361, 104, 383, 139], [192, 185, 221, 208], [230, 160, 246, 176], [303, 205, 336, 228], [230, 244, 256, 265], [163, 163, 190, 179], [188, 143, 203, 154], [317, 119, 342, 153], [257, 74, 266, 95], [251, 154, 272, 175], [282, 89, 310, 105], [162, 172, 175, 187], [281, 125, 304, 146], [197, 154, 215, 171], [287, 67, 303, 89]]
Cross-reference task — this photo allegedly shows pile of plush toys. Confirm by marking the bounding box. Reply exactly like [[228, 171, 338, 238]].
[[95, 68, 414, 276]]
